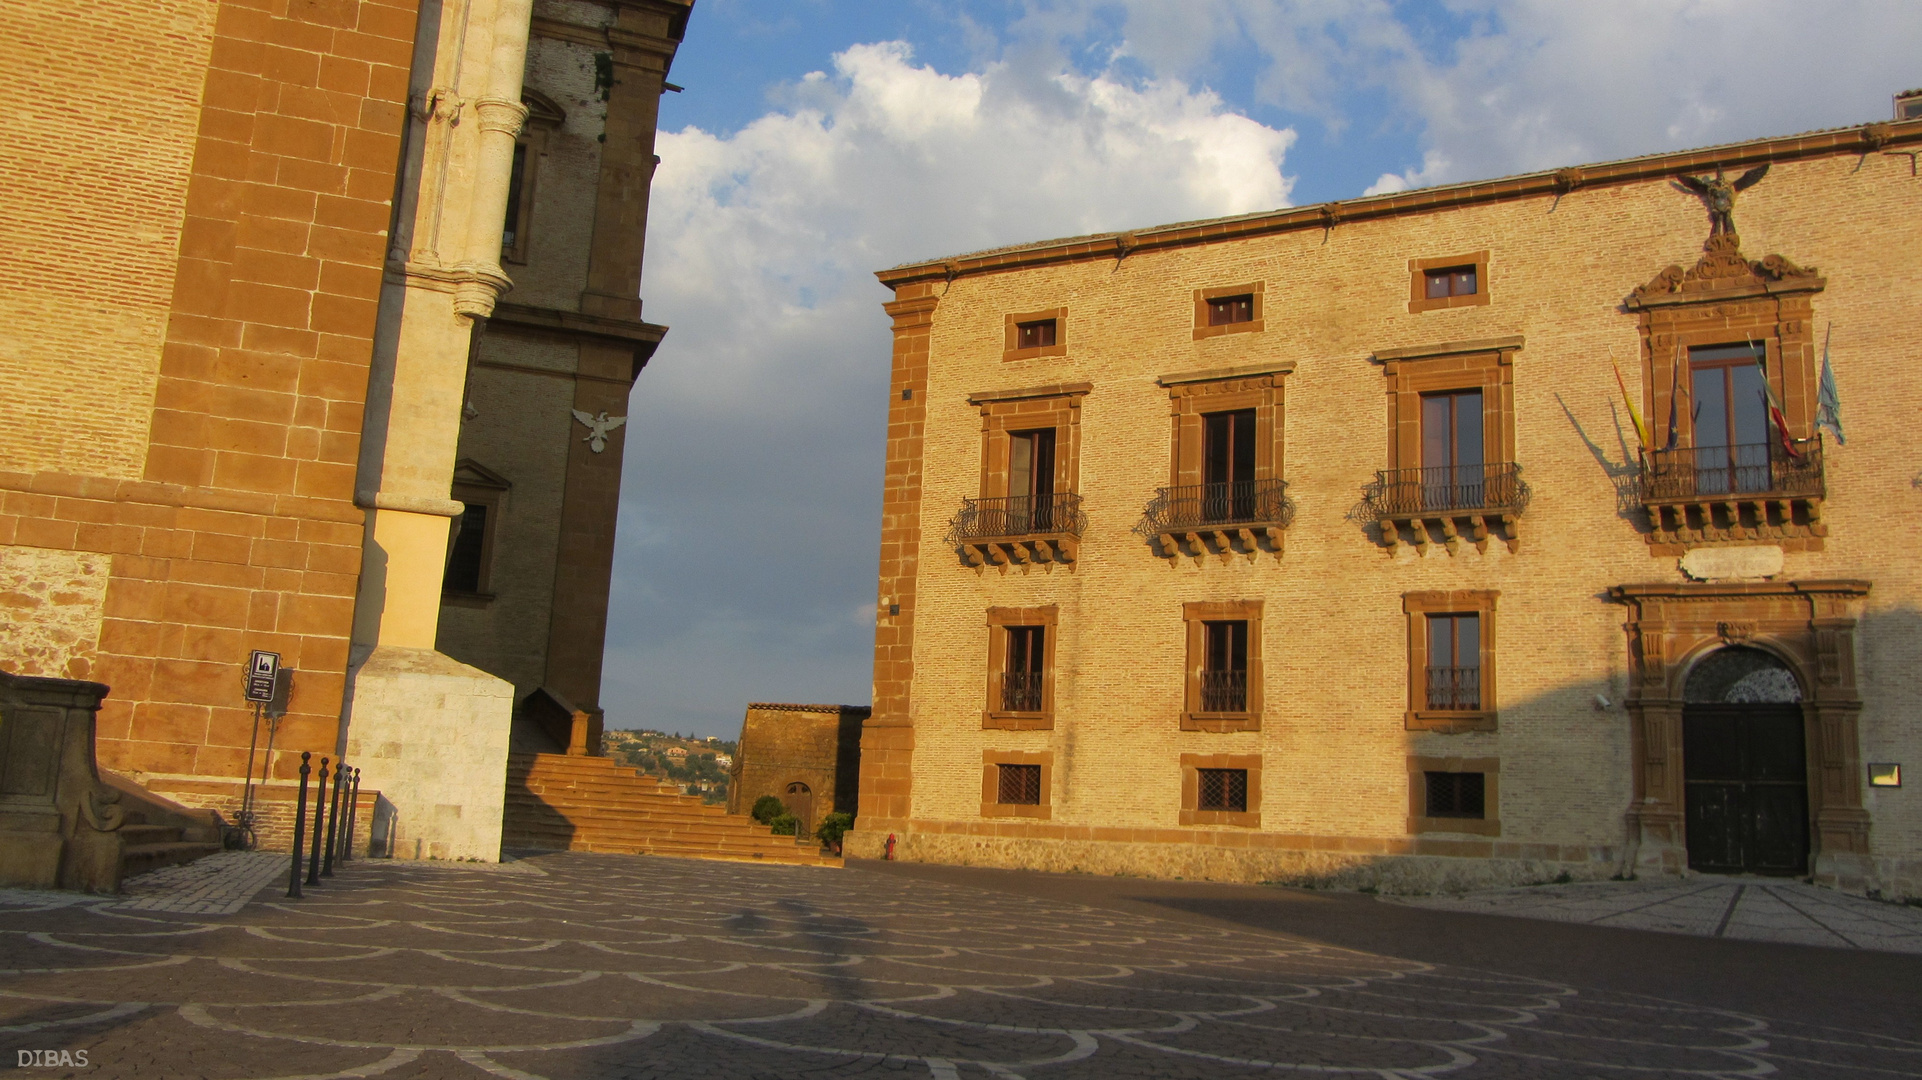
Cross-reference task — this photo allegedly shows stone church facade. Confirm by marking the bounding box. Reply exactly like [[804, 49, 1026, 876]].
[[0, 0, 688, 861], [846, 113, 1922, 898]]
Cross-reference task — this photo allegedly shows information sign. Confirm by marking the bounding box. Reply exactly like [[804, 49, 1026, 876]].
[[245, 650, 281, 703]]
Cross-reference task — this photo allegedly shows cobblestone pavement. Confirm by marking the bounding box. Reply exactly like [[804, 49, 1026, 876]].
[[1388, 878, 1922, 952], [2, 853, 1919, 1079]]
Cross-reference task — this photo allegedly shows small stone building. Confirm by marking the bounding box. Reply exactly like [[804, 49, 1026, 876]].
[[728, 704, 869, 839]]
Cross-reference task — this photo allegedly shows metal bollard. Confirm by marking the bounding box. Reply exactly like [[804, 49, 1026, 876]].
[[322, 759, 344, 877], [287, 752, 310, 898], [342, 768, 361, 863], [307, 756, 329, 886]]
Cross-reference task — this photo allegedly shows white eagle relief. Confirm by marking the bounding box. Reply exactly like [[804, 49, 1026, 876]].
[[571, 409, 628, 453]]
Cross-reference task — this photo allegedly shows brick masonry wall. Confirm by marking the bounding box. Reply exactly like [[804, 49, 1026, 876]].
[[730, 705, 867, 825], [0, 0, 424, 786], [881, 150, 1922, 890], [0, 0, 219, 479]]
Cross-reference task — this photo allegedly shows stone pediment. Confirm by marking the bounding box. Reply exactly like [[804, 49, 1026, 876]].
[[1627, 233, 1823, 309], [452, 458, 511, 490]]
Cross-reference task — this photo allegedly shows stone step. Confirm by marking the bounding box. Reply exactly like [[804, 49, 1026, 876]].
[[502, 752, 835, 868], [121, 841, 224, 880], [119, 823, 186, 847]]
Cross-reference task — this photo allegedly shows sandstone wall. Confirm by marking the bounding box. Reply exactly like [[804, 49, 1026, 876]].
[[857, 144, 1922, 895]]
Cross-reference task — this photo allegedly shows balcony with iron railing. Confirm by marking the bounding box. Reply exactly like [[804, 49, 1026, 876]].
[[1637, 438, 1825, 548], [1138, 478, 1294, 562], [1198, 670, 1248, 713], [1360, 462, 1528, 553], [950, 493, 1086, 569], [1000, 671, 1044, 713], [1424, 666, 1481, 712]]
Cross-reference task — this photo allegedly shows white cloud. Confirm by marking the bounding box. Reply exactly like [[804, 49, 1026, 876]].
[[605, 42, 1296, 732], [1048, 0, 1922, 190]]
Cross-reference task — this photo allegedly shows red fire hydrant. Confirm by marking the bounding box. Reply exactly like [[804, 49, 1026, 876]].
[[884, 833, 897, 861]]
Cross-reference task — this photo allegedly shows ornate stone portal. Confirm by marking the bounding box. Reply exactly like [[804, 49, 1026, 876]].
[[1611, 581, 1872, 890]]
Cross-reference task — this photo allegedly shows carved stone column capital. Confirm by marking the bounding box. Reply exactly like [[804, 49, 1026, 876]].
[[474, 96, 529, 137]]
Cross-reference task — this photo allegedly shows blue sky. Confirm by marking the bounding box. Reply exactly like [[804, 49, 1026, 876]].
[[604, 0, 1922, 737]]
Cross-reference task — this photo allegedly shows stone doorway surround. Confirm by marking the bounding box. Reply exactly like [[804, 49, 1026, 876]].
[[1611, 580, 1872, 891]]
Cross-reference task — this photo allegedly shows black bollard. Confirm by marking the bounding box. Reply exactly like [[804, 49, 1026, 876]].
[[287, 752, 310, 898], [307, 757, 328, 885], [322, 759, 344, 877], [342, 768, 361, 863]]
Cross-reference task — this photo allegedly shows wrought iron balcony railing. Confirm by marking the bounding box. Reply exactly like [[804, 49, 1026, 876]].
[[949, 493, 1086, 569], [1365, 462, 1528, 517], [1425, 666, 1481, 711], [1360, 462, 1528, 553], [1139, 479, 1293, 562], [1638, 439, 1823, 502], [1000, 671, 1044, 713], [1142, 479, 1294, 532], [1199, 670, 1248, 713], [1635, 437, 1826, 548]]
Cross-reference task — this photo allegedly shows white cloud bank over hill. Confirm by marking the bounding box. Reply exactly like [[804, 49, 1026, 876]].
[[603, 44, 1295, 731]]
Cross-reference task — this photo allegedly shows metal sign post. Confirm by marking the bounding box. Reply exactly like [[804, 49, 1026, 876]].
[[238, 650, 281, 849]]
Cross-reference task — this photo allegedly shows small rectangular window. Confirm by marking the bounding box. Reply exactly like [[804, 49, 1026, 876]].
[[444, 502, 488, 594], [997, 763, 1042, 805], [1197, 768, 1248, 812], [1206, 294, 1254, 326], [1201, 620, 1248, 712], [1003, 625, 1045, 712], [1425, 771, 1485, 818], [1424, 265, 1477, 299], [1424, 612, 1480, 710], [1016, 319, 1057, 349]]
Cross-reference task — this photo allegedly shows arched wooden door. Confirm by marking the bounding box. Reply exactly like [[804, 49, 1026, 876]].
[[784, 782, 813, 842], [1682, 647, 1809, 875]]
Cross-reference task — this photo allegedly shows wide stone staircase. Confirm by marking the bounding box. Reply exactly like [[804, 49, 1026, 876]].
[[503, 753, 841, 867]]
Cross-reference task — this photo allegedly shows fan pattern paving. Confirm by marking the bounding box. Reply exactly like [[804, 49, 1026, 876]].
[[1, 853, 1917, 1079]]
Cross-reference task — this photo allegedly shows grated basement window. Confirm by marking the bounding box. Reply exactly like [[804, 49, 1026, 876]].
[[1425, 771, 1485, 818], [1196, 768, 1247, 813], [997, 764, 1041, 805]]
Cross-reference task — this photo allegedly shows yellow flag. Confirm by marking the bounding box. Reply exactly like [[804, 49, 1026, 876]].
[[1610, 351, 1652, 452]]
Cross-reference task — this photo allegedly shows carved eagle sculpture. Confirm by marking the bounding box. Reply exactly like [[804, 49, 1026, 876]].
[[571, 409, 628, 453], [1674, 164, 1769, 236]]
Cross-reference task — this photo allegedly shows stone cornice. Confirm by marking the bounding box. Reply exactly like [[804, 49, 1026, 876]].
[[1372, 336, 1525, 364], [0, 470, 362, 525], [878, 119, 1922, 289], [967, 381, 1094, 406], [489, 302, 667, 349], [1156, 360, 1296, 387]]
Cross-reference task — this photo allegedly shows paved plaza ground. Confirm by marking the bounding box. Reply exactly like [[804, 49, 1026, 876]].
[[2, 852, 1919, 1079]]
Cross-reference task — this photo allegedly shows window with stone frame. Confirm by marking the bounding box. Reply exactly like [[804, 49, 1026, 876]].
[[500, 89, 565, 264], [1146, 362, 1294, 563], [955, 383, 1088, 569], [1408, 756, 1500, 836], [1002, 307, 1068, 361], [1625, 229, 1827, 552], [1192, 282, 1264, 339], [1402, 591, 1497, 732], [1366, 337, 1524, 553], [984, 606, 1057, 730], [1181, 601, 1262, 731], [1407, 251, 1490, 313], [443, 459, 511, 604], [981, 750, 1051, 819], [1180, 753, 1260, 827]]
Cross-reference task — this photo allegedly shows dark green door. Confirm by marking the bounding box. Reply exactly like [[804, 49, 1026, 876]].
[[1683, 703, 1808, 875]]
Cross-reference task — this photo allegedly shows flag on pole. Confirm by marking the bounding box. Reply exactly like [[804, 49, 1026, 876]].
[[1817, 323, 1845, 445], [1749, 338, 1801, 459], [1664, 344, 1678, 450], [1610, 350, 1651, 452]]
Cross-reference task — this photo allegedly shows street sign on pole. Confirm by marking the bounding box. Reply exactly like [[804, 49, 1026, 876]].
[[245, 650, 280, 703]]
